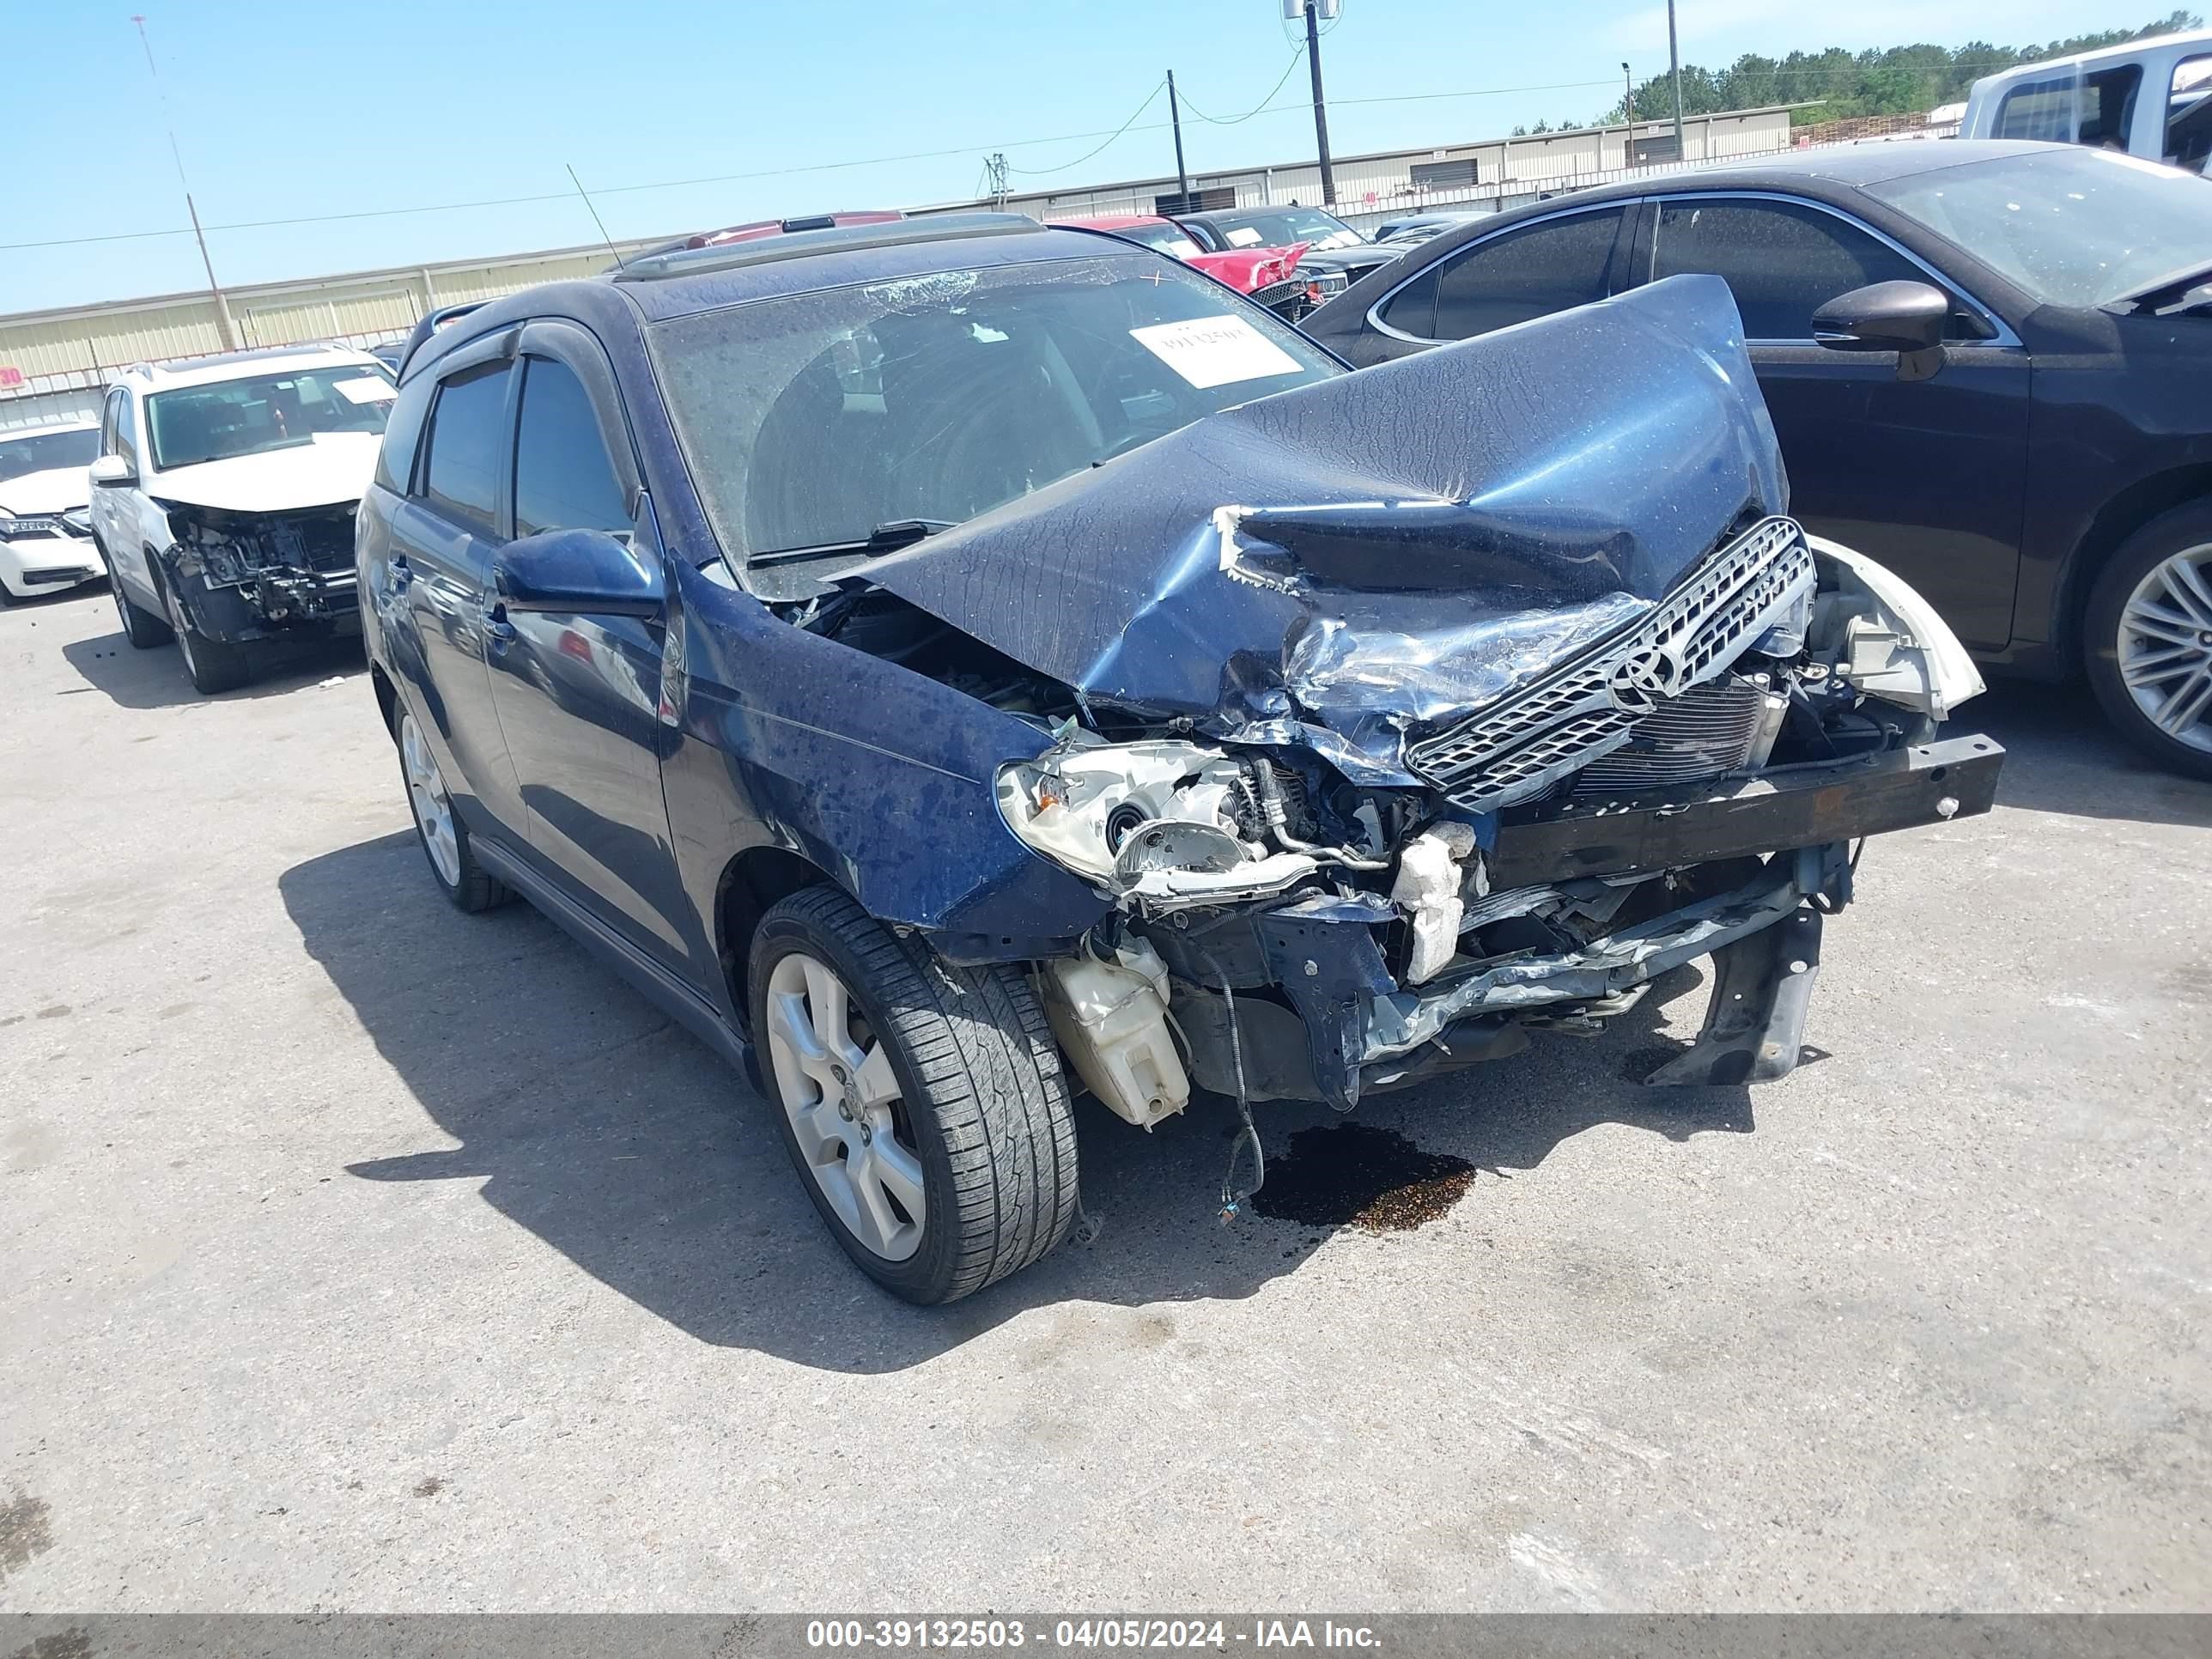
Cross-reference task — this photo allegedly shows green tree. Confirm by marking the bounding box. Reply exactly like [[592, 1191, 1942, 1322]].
[[1592, 12, 2203, 127]]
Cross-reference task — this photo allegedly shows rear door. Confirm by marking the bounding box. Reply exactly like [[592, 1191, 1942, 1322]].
[[386, 337, 526, 836], [483, 325, 692, 977], [1641, 191, 2028, 650]]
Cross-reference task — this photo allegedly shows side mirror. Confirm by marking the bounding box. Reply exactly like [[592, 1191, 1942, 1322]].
[[493, 527, 663, 619], [89, 455, 136, 488], [1811, 280, 1950, 353]]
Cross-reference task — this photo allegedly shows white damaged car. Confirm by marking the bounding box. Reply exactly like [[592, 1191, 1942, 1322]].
[[0, 419, 106, 605], [88, 344, 395, 693]]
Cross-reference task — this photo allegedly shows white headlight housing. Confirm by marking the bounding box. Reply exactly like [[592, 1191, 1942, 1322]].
[[1808, 534, 1985, 721]]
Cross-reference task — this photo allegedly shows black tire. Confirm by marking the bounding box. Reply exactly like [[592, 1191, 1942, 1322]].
[[394, 708, 510, 913], [99, 543, 173, 647], [2085, 499, 2212, 781], [151, 562, 252, 694], [749, 884, 1079, 1304]]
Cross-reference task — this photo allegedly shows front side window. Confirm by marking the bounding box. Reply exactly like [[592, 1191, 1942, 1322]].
[[144, 364, 394, 471], [0, 427, 99, 484], [114, 394, 139, 470], [1422, 208, 1626, 341], [647, 252, 1338, 574], [1866, 147, 2212, 307], [1651, 198, 1924, 340], [512, 357, 629, 538], [420, 362, 514, 536]]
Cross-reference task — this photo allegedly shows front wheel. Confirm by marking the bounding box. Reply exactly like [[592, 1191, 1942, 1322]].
[[159, 574, 251, 694], [750, 885, 1078, 1304], [2086, 501, 2212, 781]]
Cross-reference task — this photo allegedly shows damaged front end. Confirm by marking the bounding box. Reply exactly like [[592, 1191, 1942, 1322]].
[[157, 501, 362, 643], [992, 514, 2001, 1130], [771, 277, 2002, 1206]]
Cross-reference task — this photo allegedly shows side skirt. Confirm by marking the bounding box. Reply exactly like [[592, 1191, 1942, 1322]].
[[469, 833, 757, 1085]]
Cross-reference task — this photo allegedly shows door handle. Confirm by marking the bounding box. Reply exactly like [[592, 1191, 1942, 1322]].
[[484, 601, 517, 646], [389, 554, 413, 589]]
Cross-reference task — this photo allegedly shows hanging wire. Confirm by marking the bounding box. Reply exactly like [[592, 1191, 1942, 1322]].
[[1006, 79, 1169, 175], [1179, 46, 1310, 126]]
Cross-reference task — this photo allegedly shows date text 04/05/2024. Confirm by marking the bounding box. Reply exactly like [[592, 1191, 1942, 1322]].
[[805, 1620, 1382, 1650]]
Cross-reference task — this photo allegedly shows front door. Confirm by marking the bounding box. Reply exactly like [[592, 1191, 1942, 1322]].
[[484, 346, 692, 977], [1644, 194, 2029, 651]]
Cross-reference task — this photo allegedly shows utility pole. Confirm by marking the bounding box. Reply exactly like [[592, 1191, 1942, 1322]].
[[133, 14, 236, 349], [985, 152, 1009, 210], [1300, 1, 1337, 205], [1622, 62, 1636, 166], [1666, 0, 1686, 161], [1167, 70, 1191, 212]]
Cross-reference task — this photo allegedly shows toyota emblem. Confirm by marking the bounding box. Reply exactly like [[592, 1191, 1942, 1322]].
[[1605, 644, 1687, 714]]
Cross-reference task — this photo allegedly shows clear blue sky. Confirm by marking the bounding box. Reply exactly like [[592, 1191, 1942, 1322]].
[[1, 0, 2166, 314]]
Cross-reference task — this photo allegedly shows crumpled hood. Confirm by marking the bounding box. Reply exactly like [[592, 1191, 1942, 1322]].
[[0, 466, 91, 516], [854, 275, 1788, 784], [148, 431, 380, 513]]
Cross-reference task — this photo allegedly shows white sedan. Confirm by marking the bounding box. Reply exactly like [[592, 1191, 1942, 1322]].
[[0, 418, 106, 605]]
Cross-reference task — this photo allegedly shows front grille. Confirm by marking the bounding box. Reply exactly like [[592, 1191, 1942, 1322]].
[[1407, 516, 1814, 814], [1570, 676, 1769, 798], [1249, 276, 1306, 312]]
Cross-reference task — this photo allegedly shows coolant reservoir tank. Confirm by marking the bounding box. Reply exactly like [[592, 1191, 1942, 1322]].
[[1042, 942, 1190, 1130]]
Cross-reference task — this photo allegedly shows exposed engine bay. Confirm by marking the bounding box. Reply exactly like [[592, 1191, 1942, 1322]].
[[161, 501, 362, 641]]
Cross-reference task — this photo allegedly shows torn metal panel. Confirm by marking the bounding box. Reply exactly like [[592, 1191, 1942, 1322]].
[[854, 275, 1786, 781]]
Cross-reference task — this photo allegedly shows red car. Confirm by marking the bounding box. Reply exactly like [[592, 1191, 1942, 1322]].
[[1052, 214, 1311, 314]]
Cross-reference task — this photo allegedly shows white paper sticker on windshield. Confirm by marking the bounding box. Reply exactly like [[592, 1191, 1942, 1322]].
[[334, 375, 396, 404], [1224, 227, 1265, 246], [1129, 315, 1304, 390]]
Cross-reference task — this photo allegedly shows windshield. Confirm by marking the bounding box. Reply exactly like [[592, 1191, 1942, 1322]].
[[0, 428, 99, 484], [146, 364, 395, 470], [1208, 209, 1365, 250], [1115, 222, 1204, 259], [1863, 148, 2212, 307], [648, 252, 1340, 569]]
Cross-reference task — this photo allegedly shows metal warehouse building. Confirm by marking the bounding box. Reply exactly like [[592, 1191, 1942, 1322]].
[[1, 106, 1800, 430], [0, 235, 664, 430], [931, 106, 1796, 226]]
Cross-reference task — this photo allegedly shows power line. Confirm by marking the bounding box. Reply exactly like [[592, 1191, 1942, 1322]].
[[1178, 46, 1310, 125], [1006, 79, 1167, 175], [0, 61, 2035, 257]]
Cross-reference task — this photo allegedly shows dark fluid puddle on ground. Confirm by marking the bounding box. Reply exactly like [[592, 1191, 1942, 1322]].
[[1249, 1122, 1477, 1232]]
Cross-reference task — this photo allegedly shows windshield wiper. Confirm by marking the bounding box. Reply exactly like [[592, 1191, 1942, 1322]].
[[2114, 259, 2212, 313], [749, 519, 957, 568]]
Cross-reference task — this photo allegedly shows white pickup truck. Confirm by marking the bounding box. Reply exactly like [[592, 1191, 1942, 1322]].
[[1960, 28, 2212, 173]]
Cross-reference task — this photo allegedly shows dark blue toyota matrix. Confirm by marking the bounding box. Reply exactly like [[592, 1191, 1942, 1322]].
[[359, 213, 2002, 1303]]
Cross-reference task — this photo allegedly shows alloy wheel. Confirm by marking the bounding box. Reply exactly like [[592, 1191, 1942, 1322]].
[[763, 951, 926, 1262], [399, 713, 463, 886], [2118, 543, 2212, 755]]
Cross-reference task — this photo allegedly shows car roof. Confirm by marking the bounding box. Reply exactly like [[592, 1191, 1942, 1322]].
[[0, 416, 100, 437], [1971, 27, 2212, 88], [1182, 204, 1349, 225], [118, 343, 384, 392], [399, 214, 1152, 379], [1052, 214, 1173, 230]]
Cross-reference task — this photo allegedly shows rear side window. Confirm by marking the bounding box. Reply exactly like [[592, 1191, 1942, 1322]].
[[373, 372, 435, 495], [1425, 208, 1626, 341], [1996, 64, 2142, 145], [512, 357, 630, 538], [2170, 54, 2212, 170], [1651, 199, 1923, 340], [420, 362, 514, 536]]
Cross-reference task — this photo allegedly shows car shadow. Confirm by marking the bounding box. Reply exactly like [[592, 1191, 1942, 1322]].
[[282, 830, 1751, 1372], [1976, 678, 2212, 829], [60, 623, 367, 710]]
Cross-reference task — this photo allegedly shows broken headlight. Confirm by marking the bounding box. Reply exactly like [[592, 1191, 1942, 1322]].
[[996, 739, 1327, 910], [1808, 536, 1985, 720]]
